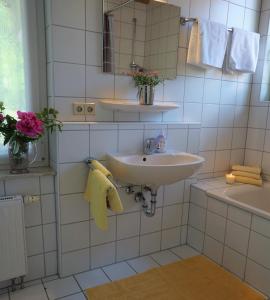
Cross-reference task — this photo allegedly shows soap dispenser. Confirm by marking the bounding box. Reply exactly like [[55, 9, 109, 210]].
[[156, 130, 166, 153]]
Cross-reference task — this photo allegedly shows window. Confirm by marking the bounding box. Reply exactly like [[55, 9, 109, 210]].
[[0, 0, 47, 165], [0, 0, 27, 115]]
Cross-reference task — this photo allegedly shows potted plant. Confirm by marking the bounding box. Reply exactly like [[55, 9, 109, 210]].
[[0, 102, 62, 174], [129, 71, 162, 105]]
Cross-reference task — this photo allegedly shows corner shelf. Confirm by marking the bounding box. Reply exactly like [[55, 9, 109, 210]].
[[99, 100, 179, 113]]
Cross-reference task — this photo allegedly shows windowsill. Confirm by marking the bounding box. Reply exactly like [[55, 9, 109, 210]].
[[0, 167, 55, 181]]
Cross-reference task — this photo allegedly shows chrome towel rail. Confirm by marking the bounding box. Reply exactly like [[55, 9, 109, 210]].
[[180, 17, 233, 32], [85, 157, 134, 193]]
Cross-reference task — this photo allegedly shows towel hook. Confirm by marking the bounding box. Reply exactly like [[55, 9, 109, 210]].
[[85, 157, 96, 170]]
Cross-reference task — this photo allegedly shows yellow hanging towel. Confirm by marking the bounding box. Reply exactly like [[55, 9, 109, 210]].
[[84, 169, 123, 230]]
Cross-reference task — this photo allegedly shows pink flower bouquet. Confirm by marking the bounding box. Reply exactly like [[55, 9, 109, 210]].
[[16, 111, 44, 139], [0, 102, 62, 173]]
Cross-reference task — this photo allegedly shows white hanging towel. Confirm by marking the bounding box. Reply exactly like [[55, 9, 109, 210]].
[[187, 19, 228, 69], [226, 28, 260, 73]]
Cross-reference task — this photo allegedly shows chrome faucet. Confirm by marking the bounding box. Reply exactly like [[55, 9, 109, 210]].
[[144, 134, 166, 155], [144, 138, 157, 155]]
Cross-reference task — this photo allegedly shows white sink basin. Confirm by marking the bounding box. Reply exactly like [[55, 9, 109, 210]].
[[107, 152, 204, 188]]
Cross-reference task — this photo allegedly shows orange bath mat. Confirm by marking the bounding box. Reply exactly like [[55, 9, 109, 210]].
[[86, 255, 266, 300]]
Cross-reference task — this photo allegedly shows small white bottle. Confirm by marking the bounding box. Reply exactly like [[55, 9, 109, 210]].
[[156, 130, 166, 153]]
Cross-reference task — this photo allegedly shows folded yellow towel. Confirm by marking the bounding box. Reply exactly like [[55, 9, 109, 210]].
[[232, 171, 261, 180], [84, 169, 123, 230], [235, 176, 262, 186], [91, 160, 112, 178], [232, 165, 261, 175]]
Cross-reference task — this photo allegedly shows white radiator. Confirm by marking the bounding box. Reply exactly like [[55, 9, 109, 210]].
[[0, 196, 27, 282]]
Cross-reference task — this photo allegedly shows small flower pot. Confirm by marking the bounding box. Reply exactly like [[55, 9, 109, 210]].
[[138, 85, 155, 105]]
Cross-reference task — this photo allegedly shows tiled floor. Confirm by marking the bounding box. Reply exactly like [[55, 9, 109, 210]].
[[0, 246, 199, 300]]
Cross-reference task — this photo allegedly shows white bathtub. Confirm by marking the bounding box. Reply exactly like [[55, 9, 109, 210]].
[[190, 179, 270, 297], [207, 182, 270, 220]]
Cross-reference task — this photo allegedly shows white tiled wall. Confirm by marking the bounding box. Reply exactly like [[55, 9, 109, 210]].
[[51, 122, 199, 276], [188, 184, 270, 297], [245, 0, 270, 179], [11, 0, 261, 285], [0, 175, 57, 287], [45, 0, 261, 177], [0, 0, 267, 291]]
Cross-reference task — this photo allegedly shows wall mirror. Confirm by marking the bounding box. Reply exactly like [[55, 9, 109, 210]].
[[102, 0, 181, 80]]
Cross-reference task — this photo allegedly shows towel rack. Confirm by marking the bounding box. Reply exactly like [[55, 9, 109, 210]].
[[85, 157, 120, 187], [85, 157, 135, 192], [180, 17, 233, 32]]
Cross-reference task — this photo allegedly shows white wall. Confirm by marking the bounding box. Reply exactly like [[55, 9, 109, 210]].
[[45, 0, 261, 177], [0, 0, 265, 289], [245, 0, 270, 179], [52, 122, 199, 276], [44, 0, 261, 277]]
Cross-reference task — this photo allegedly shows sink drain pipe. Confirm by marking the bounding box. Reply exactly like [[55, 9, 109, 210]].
[[135, 186, 158, 217]]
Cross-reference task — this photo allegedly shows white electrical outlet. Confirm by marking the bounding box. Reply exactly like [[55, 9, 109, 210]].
[[73, 103, 85, 115], [24, 195, 40, 204], [85, 103, 96, 115]]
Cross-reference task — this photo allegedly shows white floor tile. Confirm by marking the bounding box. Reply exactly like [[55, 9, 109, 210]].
[[151, 250, 180, 266], [10, 284, 47, 300], [44, 277, 80, 299], [59, 293, 86, 300], [75, 269, 110, 290], [171, 245, 200, 259], [103, 262, 136, 281], [23, 279, 43, 288], [127, 256, 159, 273], [42, 275, 59, 283]]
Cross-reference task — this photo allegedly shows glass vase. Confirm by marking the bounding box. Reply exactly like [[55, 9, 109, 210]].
[[138, 85, 155, 105], [8, 142, 30, 174]]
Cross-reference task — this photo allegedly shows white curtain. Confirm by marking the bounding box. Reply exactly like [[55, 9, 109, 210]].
[[0, 0, 46, 115], [0, 0, 29, 116], [0, 0, 46, 158], [22, 0, 46, 113]]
